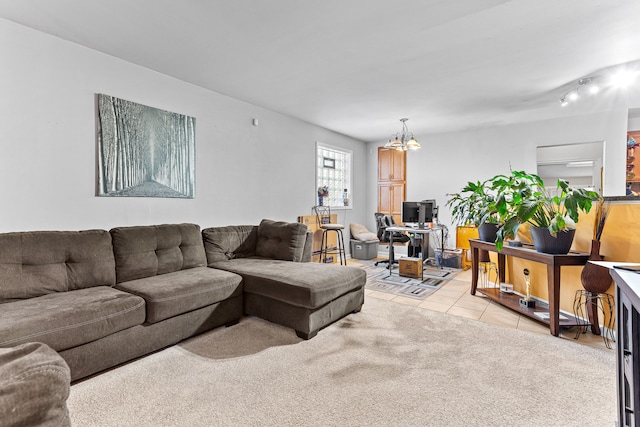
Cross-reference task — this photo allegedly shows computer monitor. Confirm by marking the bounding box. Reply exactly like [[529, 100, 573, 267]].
[[401, 199, 437, 228]]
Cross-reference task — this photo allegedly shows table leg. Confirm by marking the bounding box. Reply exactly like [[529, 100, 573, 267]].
[[497, 254, 506, 283], [546, 264, 561, 336], [388, 233, 395, 273], [471, 246, 479, 295], [586, 292, 602, 335], [422, 231, 428, 263]]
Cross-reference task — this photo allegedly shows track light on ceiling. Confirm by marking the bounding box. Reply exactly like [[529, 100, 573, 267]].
[[559, 66, 639, 107], [384, 118, 421, 151]]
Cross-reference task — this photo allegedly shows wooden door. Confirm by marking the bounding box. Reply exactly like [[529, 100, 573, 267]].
[[378, 147, 406, 225]]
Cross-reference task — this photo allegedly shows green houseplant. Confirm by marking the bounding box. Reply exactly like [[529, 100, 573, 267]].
[[492, 170, 600, 252], [446, 179, 500, 228], [446, 180, 501, 263]]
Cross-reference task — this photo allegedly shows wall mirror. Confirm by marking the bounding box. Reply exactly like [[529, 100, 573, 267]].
[[536, 141, 604, 194]]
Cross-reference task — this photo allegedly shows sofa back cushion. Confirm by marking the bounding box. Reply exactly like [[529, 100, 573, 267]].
[[110, 223, 206, 283], [255, 219, 308, 262], [0, 230, 115, 304], [202, 225, 258, 263]]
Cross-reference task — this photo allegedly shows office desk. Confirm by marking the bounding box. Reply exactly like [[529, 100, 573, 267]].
[[386, 226, 441, 271], [469, 238, 589, 336]]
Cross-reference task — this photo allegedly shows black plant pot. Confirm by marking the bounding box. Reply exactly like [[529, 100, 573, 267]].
[[477, 222, 499, 262], [530, 226, 576, 254], [478, 222, 499, 243]]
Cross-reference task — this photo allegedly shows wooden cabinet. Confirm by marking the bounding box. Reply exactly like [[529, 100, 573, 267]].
[[378, 182, 405, 224], [612, 267, 640, 427], [378, 147, 406, 225], [378, 147, 406, 181]]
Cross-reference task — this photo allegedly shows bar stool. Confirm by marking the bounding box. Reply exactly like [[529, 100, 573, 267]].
[[313, 205, 346, 265]]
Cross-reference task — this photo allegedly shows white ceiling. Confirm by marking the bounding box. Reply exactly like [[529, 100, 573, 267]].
[[2, 0, 640, 142]]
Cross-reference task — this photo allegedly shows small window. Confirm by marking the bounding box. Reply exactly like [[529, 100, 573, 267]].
[[316, 142, 352, 208]]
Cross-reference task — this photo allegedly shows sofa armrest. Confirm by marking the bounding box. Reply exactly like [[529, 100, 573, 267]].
[[0, 342, 71, 426]]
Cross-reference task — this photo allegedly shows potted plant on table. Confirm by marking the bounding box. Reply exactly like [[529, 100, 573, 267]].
[[446, 179, 501, 238], [446, 179, 501, 262], [492, 170, 600, 253]]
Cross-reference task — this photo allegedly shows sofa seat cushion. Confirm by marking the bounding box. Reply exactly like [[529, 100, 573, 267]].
[[0, 287, 145, 351], [209, 259, 366, 309], [115, 267, 243, 324]]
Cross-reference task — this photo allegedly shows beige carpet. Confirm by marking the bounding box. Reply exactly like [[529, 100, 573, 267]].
[[68, 298, 616, 427]]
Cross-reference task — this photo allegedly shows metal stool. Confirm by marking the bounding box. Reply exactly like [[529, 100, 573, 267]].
[[573, 290, 615, 349], [478, 261, 499, 288], [313, 205, 346, 265], [475, 246, 499, 288]]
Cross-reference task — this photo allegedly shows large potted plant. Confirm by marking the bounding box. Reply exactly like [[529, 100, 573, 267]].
[[492, 170, 600, 253], [446, 180, 501, 261], [446, 179, 500, 234]]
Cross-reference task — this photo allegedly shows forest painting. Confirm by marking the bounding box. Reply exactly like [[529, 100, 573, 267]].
[[97, 94, 195, 198]]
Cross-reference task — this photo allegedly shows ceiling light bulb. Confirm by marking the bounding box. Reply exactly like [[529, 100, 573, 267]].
[[406, 138, 420, 150], [589, 84, 600, 94], [560, 96, 568, 106], [388, 137, 402, 150], [568, 91, 579, 101], [611, 69, 638, 88]]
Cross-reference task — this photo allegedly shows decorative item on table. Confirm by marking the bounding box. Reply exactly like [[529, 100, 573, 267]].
[[317, 185, 329, 206], [342, 188, 349, 206], [628, 136, 637, 147], [499, 282, 514, 294], [519, 268, 536, 308], [580, 199, 612, 294]]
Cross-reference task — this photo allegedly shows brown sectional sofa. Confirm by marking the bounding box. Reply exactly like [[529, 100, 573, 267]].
[[0, 220, 366, 383]]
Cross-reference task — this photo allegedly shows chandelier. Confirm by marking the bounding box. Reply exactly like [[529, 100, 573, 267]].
[[384, 118, 421, 151]]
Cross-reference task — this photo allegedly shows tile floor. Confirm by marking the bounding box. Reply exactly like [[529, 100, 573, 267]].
[[349, 258, 613, 351]]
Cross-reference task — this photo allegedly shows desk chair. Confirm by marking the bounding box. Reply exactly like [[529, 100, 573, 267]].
[[373, 213, 410, 267], [313, 205, 346, 265]]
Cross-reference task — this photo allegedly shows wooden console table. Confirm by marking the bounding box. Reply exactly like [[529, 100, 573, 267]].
[[469, 238, 589, 336]]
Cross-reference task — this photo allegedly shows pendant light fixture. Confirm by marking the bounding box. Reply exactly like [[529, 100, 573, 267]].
[[384, 118, 421, 151]]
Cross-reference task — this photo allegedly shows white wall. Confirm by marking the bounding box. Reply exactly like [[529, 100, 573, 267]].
[[366, 110, 629, 248], [0, 19, 368, 234]]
